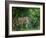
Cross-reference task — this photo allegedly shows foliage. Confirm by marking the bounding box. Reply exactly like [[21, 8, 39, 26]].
[[12, 7, 40, 31]]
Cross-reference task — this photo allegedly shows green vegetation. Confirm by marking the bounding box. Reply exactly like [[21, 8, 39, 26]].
[[12, 7, 40, 31]]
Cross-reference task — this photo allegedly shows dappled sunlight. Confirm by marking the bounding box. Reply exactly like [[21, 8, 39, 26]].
[[12, 7, 40, 31]]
